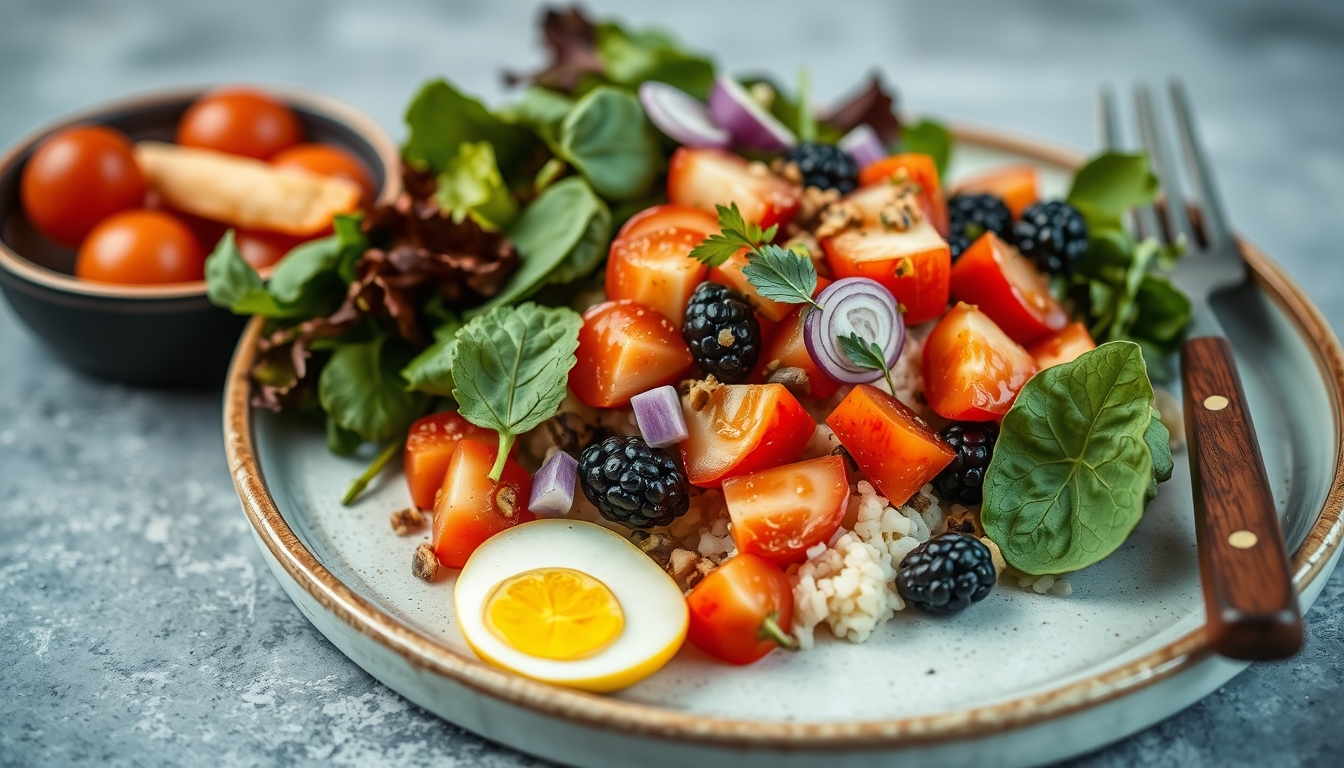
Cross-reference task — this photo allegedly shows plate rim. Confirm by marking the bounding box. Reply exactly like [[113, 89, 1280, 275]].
[[222, 124, 1344, 750]]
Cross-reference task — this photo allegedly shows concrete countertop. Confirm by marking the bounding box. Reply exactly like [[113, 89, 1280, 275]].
[[2, 1, 1341, 765]]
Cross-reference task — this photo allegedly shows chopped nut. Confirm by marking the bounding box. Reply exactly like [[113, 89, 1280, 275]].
[[667, 548, 712, 590], [716, 327, 736, 347], [412, 543, 439, 581], [980, 536, 1006, 578], [390, 507, 425, 536], [815, 200, 862, 239], [544, 411, 595, 455], [747, 161, 772, 178], [796, 185, 841, 224], [906, 492, 933, 514], [765, 365, 812, 398], [784, 232, 821, 263], [695, 559, 717, 578], [633, 532, 677, 568], [776, 159, 804, 184], [944, 507, 985, 538], [682, 375, 721, 412], [496, 486, 518, 519]]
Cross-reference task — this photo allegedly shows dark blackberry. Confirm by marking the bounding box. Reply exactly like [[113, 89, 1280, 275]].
[[932, 422, 998, 505], [682, 282, 761, 384], [578, 435, 690, 530], [1013, 201, 1088, 276], [783, 142, 859, 194], [947, 193, 1013, 261], [896, 533, 997, 614]]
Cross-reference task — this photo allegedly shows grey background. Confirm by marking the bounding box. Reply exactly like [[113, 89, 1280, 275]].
[[1, 0, 1342, 766]]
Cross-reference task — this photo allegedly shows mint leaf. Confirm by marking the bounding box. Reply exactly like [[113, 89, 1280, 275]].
[[557, 86, 662, 202], [434, 141, 518, 231], [741, 245, 819, 308], [319, 336, 429, 444], [402, 79, 541, 184], [690, 203, 778, 267], [900, 119, 953, 180], [450, 303, 583, 480]]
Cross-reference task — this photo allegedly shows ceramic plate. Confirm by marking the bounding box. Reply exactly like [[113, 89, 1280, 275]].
[[223, 127, 1344, 768]]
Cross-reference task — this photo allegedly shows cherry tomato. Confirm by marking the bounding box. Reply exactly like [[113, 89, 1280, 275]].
[[724, 456, 851, 566], [949, 231, 1068, 345], [679, 383, 815, 488], [1027, 321, 1097, 370], [432, 439, 534, 569], [826, 384, 956, 506], [74, 209, 205, 285], [176, 89, 303, 160], [858, 153, 949, 235], [604, 228, 707, 326], [686, 553, 796, 665], [404, 412, 502, 511], [271, 143, 375, 204], [921, 303, 1039, 422], [234, 228, 306, 271], [569, 300, 693, 409], [20, 125, 146, 247], [616, 203, 718, 241]]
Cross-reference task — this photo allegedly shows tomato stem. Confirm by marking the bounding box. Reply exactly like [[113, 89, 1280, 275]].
[[488, 432, 515, 483], [341, 439, 402, 506], [757, 612, 799, 652]]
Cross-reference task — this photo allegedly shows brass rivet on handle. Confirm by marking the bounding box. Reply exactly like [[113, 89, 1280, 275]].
[[1204, 395, 1230, 411], [1228, 530, 1259, 549]]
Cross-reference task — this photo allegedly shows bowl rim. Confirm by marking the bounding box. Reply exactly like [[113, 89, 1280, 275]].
[[0, 84, 401, 301], [222, 124, 1344, 749]]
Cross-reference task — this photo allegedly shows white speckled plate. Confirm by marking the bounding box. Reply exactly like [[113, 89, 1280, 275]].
[[224, 128, 1344, 768]]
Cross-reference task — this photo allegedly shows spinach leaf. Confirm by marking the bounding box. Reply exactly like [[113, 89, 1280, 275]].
[[900, 119, 953, 180], [1066, 152, 1159, 231], [496, 87, 575, 149], [450, 303, 582, 479], [205, 231, 293, 317], [402, 79, 541, 184], [401, 315, 464, 398], [594, 23, 715, 99], [1144, 409, 1174, 500], [326, 418, 363, 456], [434, 141, 518, 231], [319, 337, 429, 443], [557, 86, 662, 202], [981, 342, 1158, 575]]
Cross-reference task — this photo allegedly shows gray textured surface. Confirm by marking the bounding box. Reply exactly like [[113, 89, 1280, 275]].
[[2, 0, 1342, 766]]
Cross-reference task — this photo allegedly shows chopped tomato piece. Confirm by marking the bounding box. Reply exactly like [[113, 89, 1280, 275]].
[[605, 228, 707, 326], [724, 456, 850, 566], [950, 232, 1068, 345], [617, 203, 719, 241], [857, 153, 949, 235], [680, 383, 815, 488], [754, 306, 841, 399], [825, 384, 956, 506], [432, 439, 535, 569], [1028, 321, 1097, 369], [821, 226, 950, 326], [404, 412, 500, 510], [686, 553, 796, 665], [667, 147, 801, 230], [954, 165, 1040, 218], [922, 303, 1038, 421], [571, 300, 694, 409]]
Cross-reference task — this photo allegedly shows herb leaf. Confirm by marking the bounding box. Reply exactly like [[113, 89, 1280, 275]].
[[557, 86, 662, 202], [319, 337, 429, 444], [434, 141, 518, 231], [1144, 409, 1174, 501], [402, 79, 541, 184], [401, 315, 464, 397], [839, 332, 895, 394], [690, 203, 779, 267], [594, 22, 715, 100], [450, 303, 583, 480], [1066, 152, 1159, 231], [205, 231, 289, 317], [981, 341, 1160, 575], [900, 119, 953, 180], [741, 245, 819, 308]]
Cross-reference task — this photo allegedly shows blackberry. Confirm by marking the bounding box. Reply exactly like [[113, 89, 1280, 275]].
[[783, 142, 859, 194], [896, 533, 997, 614], [682, 282, 761, 384], [947, 193, 1013, 261], [932, 422, 998, 505], [1013, 201, 1088, 276], [578, 435, 690, 530]]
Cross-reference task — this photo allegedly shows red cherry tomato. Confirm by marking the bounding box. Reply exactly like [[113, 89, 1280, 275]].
[[604, 228, 707, 326], [826, 384, 956, 506], [74, 209, 205, 285], [686, 553, 796, 665], [679, 383, 815, 488], [176, 89, 303, 160], [921, 302, 1039, 422], [1027, 321, 1097, 370], [569, 300, 694, 409], [271, 143, 375, 204], [234, 228, 306, 270], [949, 232, 1068, 345], [724, 456, 851, 566], [20, 125, 147, 247], [432, 439, 534, 569], [404, 412, 502, 511]]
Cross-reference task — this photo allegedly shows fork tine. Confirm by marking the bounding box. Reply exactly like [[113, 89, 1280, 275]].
[[1169, 79, 1233, 250], [1098, 86, 1122, 150], [1134, 83, 1196, 249]]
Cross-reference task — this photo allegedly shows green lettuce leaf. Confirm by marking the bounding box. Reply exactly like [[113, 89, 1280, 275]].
[[434, 141, 518, 231]]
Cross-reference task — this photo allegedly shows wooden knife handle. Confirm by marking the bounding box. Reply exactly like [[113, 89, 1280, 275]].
[[1181, 336, 1303, 660]]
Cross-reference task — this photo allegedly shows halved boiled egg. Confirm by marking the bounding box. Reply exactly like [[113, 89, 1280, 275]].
[[455, 519, 688, 692]]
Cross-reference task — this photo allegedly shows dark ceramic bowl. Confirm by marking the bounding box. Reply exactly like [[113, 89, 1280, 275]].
[[0, 86, 399, 387]]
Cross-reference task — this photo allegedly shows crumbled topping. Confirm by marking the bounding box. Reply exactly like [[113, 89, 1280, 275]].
[[766, 365, 812, 398], [905, 491, 933, 514], [496, 486, 518, 519], [668, 547, 715, 590], [878, 169, 925, 232], [815, 200, 862, 239], [412, 543, 439, 581], [544, 411, 596, 455], [784, 232, 821, 262], [716, 327, 736, 347], [795, 185, 841, 227], [390, 507, 425, 536], [681, 375, 721, 412], [774, 158, 804, 185], [944, 507, 984, 538], [632, 532, 677, 568], [747, 160, 772, 178]]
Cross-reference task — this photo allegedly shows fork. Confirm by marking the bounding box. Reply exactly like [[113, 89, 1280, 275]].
[[1098, 81, 1304, 661]]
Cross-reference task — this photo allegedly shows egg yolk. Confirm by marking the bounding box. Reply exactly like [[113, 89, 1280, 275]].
[[483, 568, 624, 660]]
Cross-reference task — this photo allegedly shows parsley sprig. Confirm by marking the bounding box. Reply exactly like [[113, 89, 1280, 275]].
[[839, 332, 896, 395], [691, 203, 821, 309], [689, 203, 778, 267]]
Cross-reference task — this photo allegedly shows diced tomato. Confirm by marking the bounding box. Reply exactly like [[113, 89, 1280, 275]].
[[617, 203, 719, 241], [922, 303, 1038, 421], [724, 456, 850, 566], [605, 228, 707, 326], [680, 383, 815, 488], [857, 153, 948, 235], [404, 412, 500, 510], [709, 249, 832, 323], [754, 306, 841, 399], [432, 439, 535, 569], [667, 147, 801, 230], [950, 232, 1068, 345], [954, 165, 1040, 219], [571, 300, 694, 409], [821, 221, 951, 325], [1028, 321, 1097, 369], [825, 384, 956, 506], [686, 553, 796, 665]]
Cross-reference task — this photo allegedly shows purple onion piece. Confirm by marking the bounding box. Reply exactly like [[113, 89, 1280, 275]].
[[528, 451, 578, 518], [803, 278, 906, 385], [838, 124, 888, 169], [707, 75, 797, 153], [638, 82, 732, 148], [630, 385, 689, 448]]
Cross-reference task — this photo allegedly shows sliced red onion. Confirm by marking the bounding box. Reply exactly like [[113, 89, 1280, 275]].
[[528, 451, 578, 518], [638, 82, 731, 148], [630, 385, 689, 448], [838, 124, 888, 170], [803, 278, 906, 384], [707, 75, 797, 152]]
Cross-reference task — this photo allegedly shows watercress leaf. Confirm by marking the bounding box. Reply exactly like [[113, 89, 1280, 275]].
[[900, 119, 953, 180], [982, 341, 1156, 575], [319, 337, 429, 443], [1144, 408, 1174, 500], [742, 244, 818, 306], [557, 86, 662, 201], [326, 417, 363, 457], [401, 315, 464, 397], [433, 141, 518, 231], [1066, 152, 1159, 231], [402, 79, 541, 183], [594, 22, 715, 99], [205, 231, 293, 318]]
